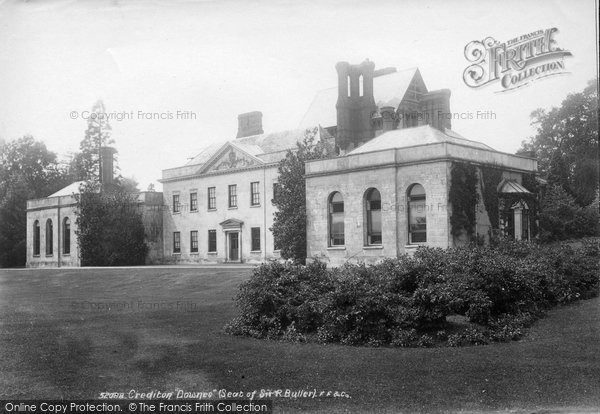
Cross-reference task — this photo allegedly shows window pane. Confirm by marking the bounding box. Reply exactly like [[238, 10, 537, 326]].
[[408, 184, 426, 243], [208, 230, 217, 252], [190, 192, 198, 211], [251, 227, 261, 251]]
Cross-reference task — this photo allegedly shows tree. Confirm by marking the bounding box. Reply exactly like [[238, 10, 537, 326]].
[[538, 184, 599, 241], [521, 79, 599, 206], [75, 182, 148, 266], [0, 136, 72, 267], [70, 100, 114, 181], [271, 127, 334, 263]]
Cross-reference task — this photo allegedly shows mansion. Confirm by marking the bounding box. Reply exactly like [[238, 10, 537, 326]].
[[26, 60, 537, 267]]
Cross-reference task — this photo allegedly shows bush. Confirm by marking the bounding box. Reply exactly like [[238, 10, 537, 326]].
[[226, 239, 600, 347]]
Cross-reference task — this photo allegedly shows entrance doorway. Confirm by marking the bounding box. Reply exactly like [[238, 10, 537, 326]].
[[228, 232, 239, 261]]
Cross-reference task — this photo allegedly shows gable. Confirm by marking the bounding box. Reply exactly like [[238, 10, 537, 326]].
[[199, 144, 263, 174]]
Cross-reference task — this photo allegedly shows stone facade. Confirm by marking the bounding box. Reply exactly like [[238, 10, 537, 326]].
[[305, 140, 537, 266], [26, 194, 80, 268], [160, 164, 281, 264], [25, 59, 538, 267]]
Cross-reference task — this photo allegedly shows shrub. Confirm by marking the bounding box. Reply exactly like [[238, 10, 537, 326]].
[[226, 238, 600, 347]]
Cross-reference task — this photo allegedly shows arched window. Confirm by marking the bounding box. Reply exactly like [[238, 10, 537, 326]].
[[63, 217, 71, 254], [347, 75, 351, 97], [33, 220, 40, 256], [408, 184, 426, 243], [365, 188, 382, 245], [45, 219, 53, 256], [328, 192, 345, 246], [359, 74, 364, 97]]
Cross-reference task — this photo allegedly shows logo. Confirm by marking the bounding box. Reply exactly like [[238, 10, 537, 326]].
[[463, 28, 572, 92]]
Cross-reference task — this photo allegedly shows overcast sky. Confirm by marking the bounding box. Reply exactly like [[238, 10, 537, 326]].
[[0, 0, 597, 191]]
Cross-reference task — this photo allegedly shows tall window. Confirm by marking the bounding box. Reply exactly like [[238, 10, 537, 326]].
[[208, 230, 217, 252], [328, 192, 345, 246], [359, 74, 364, 97], [173, 231, 181, 253], [250, 182, 260, 206], [190, 230, 198, 253], [208, 187, 216, 210], [190, 192, 198, 212], [172, 194, 180, 213], [251, 227, 261, 251], [33, 220, 40, 256], [63, 217, 71, 254], [347, 75, 351, 97], [365, 188, 382, 245], [408, 184, 427, 243], [45, 219, 53, 256], [228, 185, 237, 208]]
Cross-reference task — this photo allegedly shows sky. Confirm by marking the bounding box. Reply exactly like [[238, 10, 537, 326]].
[[0, 0, 597, 191]]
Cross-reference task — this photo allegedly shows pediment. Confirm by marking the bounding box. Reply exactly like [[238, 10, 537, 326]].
[[200, 143, 262, 174], [219, 218, 244, 229]]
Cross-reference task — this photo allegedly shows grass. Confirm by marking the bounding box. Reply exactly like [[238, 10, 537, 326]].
[[0, 267, 598, 413]]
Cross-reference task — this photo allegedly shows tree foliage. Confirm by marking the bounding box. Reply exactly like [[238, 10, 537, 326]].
[[0, 136, 73, 267], [271, 127, 334, 263], [75, 182, 148, 266], [521, 79, 599, 206], [70, 100, 114, 181], [538, 184, 599, 242]]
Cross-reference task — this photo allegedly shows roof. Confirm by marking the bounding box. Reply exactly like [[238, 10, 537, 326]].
[[298, 67, 422, 128], [346, 125, 495, 155], [183, 128, 317, 168], [498, 179, 532, 194], [47, 181, 86, 197]]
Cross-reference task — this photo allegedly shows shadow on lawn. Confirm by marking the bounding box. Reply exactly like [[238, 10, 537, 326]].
[[13, 312, 97, 392]]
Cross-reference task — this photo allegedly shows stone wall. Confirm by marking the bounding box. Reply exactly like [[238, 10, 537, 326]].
[[161, 165, 281, 264], [306, 158, 452, 266], [26, 195, 80, 267]]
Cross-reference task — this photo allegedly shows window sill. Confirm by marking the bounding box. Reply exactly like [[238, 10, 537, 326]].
[[45, 255, 53, 258], [172, 211, 181, 215], [189, 210, 198, 214], [207, 251, 217, 255], [63, 253, 71, 257], [363, 245, 383, 250], [33, 254, 40, 258], [228, 207, 238, 210], [250, 250, 262, 253], [327, 246, 346, 250], [404, 244, 425, 248], [172, 252, 181, 255], [250, 204, 261, 208], [207, 208, 217, 212], [190, 252, 199, 255]]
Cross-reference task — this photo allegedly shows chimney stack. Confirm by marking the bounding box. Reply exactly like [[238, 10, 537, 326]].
[[99, 146, 116, 186], [420, 89, 451, 131], [335, 59, 377, 153], [237, 111, 263, 138]]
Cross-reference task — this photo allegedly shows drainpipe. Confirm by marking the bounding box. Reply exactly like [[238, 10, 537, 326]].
[[57, 197, 61, 268], [263, 167, 267, 263]]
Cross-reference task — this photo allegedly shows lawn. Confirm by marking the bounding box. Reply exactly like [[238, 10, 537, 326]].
[[0, 267, 598, 413]]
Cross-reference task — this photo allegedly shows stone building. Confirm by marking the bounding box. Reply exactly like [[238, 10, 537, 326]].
[[26, 147, 163, 267], [302, 60, 537, 265], [25, 59, 537, 267]]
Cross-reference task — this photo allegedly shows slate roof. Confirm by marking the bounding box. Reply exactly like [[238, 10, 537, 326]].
[[346, 125, 495, 155], [298, 67, 422, 128], [183, 128, 318, 168], [47, 181, 86, 197]]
